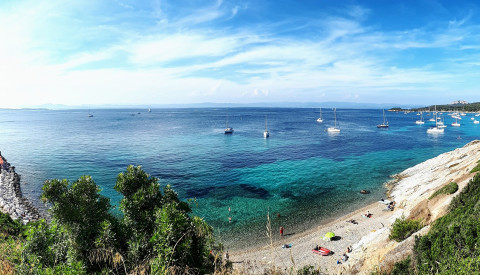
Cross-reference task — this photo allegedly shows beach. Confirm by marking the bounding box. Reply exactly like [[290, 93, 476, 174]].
[[231, 140, 480, 274]]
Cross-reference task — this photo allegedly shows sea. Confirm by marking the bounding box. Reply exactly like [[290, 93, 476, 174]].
[[0, 108, 478, 249]]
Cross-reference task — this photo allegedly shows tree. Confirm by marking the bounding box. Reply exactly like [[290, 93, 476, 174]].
[[20, 166, 219, 274]]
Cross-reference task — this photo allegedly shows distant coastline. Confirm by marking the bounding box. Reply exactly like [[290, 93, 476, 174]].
[[3, 101, 420, 110]]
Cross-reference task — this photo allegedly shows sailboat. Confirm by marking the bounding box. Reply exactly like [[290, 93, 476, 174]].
[[327, 108, 340, 133], [263, 115, 269, 138], [377, 109, 389, 128], [316, 108, 323, 123], [87, 109, 93, 117], [148, 107, 151, 112], [415, 112, 424, 124], [437, 115, 447, 128], [452, 116, 460, 127], [224, 112, 234, 134], [427, 106, 444, 133]]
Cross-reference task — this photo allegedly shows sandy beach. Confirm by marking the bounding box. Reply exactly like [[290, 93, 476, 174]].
[[231, 140, 480, 274]]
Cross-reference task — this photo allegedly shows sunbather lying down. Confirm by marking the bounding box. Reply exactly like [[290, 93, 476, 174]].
[[346, 219, 358, 224]]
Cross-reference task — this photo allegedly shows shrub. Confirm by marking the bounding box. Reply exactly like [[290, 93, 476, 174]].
[[0, 211, 25, 238], [389, 216, 423, 242], [390, 255, 413, 275], [470, 160, 480, 173], [428, 182, 458, 199], [413, 174, 480, 274]]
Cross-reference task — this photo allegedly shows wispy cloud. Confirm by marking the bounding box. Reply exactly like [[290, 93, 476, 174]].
[[2, 1, 480, 108]]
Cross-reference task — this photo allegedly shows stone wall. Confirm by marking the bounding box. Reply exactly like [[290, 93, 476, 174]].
[[0, 152, 41, 223]]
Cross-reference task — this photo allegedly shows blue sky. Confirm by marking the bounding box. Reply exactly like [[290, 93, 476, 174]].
[[1, 0, 480, 108]]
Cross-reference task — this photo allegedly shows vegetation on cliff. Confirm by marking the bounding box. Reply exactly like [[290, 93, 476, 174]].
[[0, 166, 225, 274], [385, 173, 480, 274]]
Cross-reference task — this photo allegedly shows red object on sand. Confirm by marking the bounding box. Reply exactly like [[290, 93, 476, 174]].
[[280, 226, 284, 236], [312, 247, 332, 256]]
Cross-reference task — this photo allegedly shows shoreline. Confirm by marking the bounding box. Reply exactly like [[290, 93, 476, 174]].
[[231, 140, 480, 274], [0, 152, 42, 223]]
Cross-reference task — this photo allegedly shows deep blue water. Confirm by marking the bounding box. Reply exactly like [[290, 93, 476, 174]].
[[0, 108, 479, 249]]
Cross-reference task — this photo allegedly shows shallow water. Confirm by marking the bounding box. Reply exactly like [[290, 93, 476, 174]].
[[0, 108, 477, 249]]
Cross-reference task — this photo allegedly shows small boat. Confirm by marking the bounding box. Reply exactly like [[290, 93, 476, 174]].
[[148, 108, 151, 112], [263, 115, 269, 138], [312, 246, 332, 256], [377, 109, 389, 128], [452, 116, 460, 127], [360, 190, 370, 194], [427, 106, 444, 134], [327, 108, 340, 133], [87, 109, 93, 117], [415, 113, 424, 124], [474, 120, 479, 124], [316, 108, 323, 123], [224, 112, 234, 134]]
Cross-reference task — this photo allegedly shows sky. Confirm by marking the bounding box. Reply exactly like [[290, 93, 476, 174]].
[[1, 0, 480, 108]]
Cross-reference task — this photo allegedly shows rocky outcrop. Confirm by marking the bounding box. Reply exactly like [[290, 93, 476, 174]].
[[347, 140, 480, 274], [0, 152, 41, 223]]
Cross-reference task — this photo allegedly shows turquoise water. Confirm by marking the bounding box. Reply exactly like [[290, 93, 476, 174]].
[[0, 108, 478, 249]]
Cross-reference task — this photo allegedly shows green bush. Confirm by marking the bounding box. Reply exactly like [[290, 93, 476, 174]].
[[297, 265, 324, 275], [389, 216, 423, 242], [412, 173, 480, 274], [428, 182, 458, 199], [470, 160, 480, 173], [20, 165, 219, 274], [0, 211, 25, 238], [390, 255, 413, 275]]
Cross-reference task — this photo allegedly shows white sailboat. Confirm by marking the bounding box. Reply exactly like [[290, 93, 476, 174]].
[[263, 115, 269, 138], [415, 112, 425, 124], [437, 115, 447, 128], [377, 109, 389, 128], [87, 109, 93, 117], [427, 106, 444, 134], [452, 116, 461, 127], [316, 108, 323, 123], [327, 108, 340, 133], [224, 112, 234, 134]]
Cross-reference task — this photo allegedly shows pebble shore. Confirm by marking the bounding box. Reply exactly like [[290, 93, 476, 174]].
[[0, 152, 41, 223], [232, 140, 480, 274]]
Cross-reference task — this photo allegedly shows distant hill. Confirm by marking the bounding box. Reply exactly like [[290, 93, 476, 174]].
[[22, 102, 420, 110], [407, 102, 480, 112]]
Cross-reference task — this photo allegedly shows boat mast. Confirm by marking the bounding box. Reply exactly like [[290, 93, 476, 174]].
[[334, 108, 337, 128]]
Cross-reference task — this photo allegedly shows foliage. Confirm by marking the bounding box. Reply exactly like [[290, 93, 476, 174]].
[[470, 160, 480, 173], [412, 173, 480, 274], [390, 256, 413, 275], [20, 165, 219, 274], [297, 265, 324, 275], [0, 237, 22, 275], [0, 211, 25, 238], [428, 182, 458, 199], [389, 216, 423, 242], [19, 219, 86, 274], [412, 102, 480, 112]]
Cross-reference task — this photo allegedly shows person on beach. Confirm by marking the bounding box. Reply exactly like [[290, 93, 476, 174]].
[[280, 226, 284, 236], [225, 251, 229, 261]]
